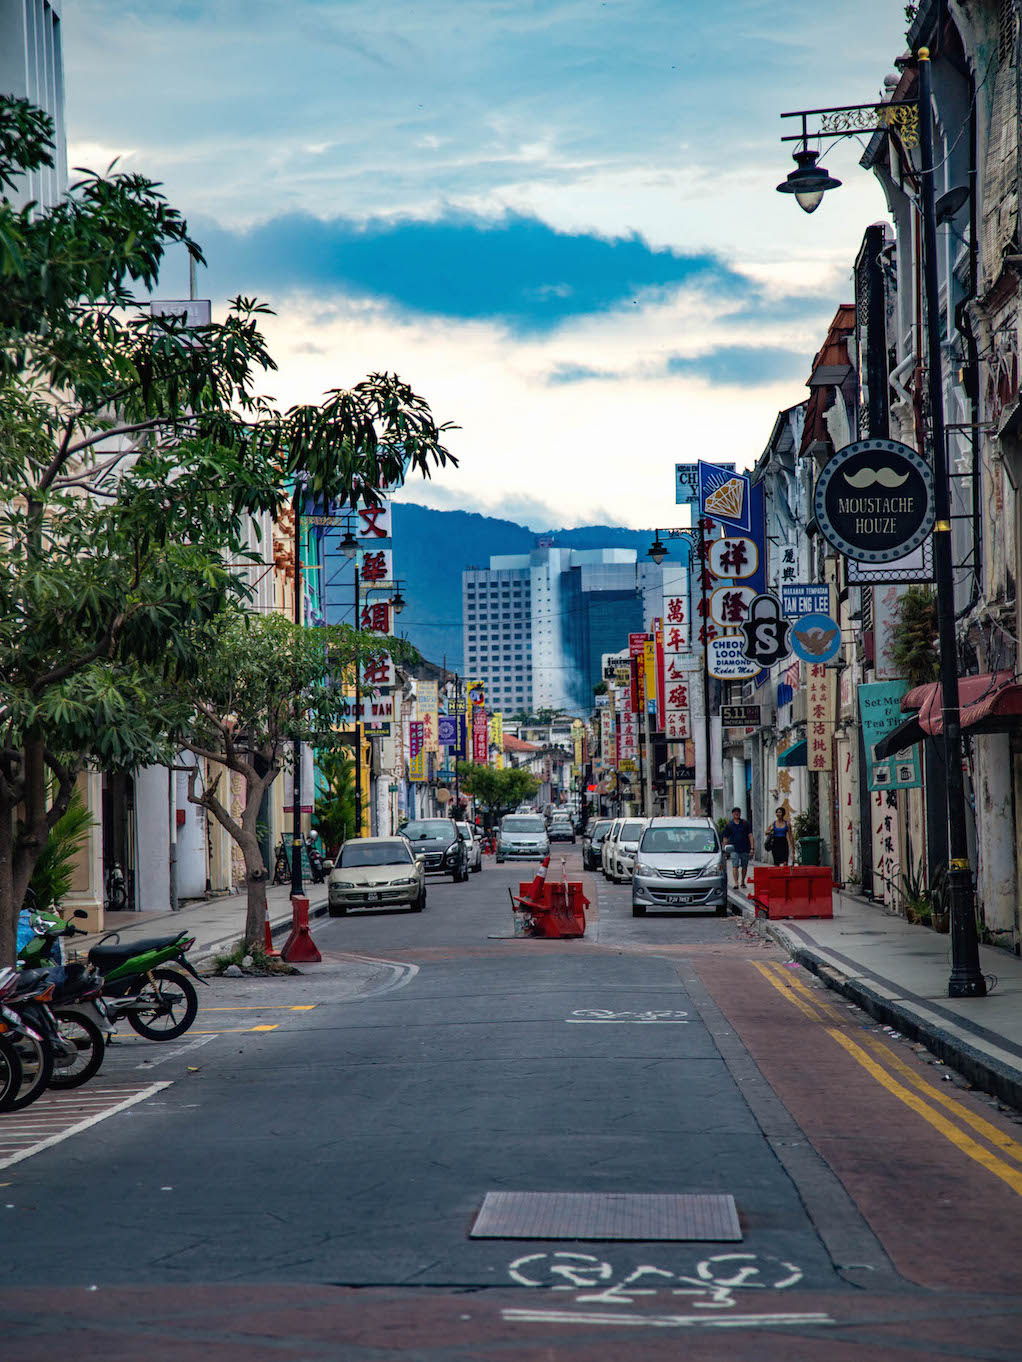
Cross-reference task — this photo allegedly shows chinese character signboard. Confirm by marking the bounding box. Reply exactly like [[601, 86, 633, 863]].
[[362, 652, 395, 692], [709, 585, 756, 627], [408, 720, 425, 782], [805, 663, 834, 771], [359, 600, 392, 635], [618, 707, 639, 763], [472, 707, 489, 763], [359, 546, 393, 591], [708, 536, 758, 580], [418, 681, 439, 754], [661, 562, 688, 648], [489, 711, 504, 769], [777, 543, 801, 587], [356, 501, 392, 541]]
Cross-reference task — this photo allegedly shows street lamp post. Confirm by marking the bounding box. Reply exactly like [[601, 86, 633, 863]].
[[775, 50, 987, 997], [291, 479, 306, 898]]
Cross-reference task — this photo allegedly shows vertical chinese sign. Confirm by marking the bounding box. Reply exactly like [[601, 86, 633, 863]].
[[408, 720, 425, 782], [805, 664, 834, 771], [489, 711, 504, 769], [418, 681, 439, 759], [472, 707, 489, 763]]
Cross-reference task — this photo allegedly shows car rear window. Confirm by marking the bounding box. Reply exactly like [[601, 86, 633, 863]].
[[402, 820, 454, 840], [621, 821, 646, 840], [502, 817, 545, 833], [339, 842, 413, 867], [640, 826, 719, 854], [590, 821, 611, 840]]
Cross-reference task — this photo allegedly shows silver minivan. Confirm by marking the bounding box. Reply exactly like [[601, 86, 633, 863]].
[[496, 813, 550, 863], [610, 817, 649, 883], [631, 817, 726, 915]]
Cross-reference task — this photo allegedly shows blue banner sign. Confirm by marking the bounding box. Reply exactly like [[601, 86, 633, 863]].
[[698, 461, 751, 532], [781, 583, 830, 618]]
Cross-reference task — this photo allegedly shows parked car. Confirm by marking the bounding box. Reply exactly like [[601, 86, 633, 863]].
[[582, 818, 613, 871], [399, 818, 470, 882], [456, 821, 483, 874], [548, 815, 575, 844], [610, 818, 648, 883], [631, 817, 727, 916], [601, 818, 625, 879], [327, 837, 426, 915], [496, 813, 550, 863]]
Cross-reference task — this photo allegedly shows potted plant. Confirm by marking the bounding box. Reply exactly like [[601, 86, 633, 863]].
[[792, 809, 822, 865]]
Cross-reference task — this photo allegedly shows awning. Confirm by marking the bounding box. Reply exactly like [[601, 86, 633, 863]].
[[899, 670, 1022, 738], [874, 715, 926, 759], [778, 739, 807, 767]]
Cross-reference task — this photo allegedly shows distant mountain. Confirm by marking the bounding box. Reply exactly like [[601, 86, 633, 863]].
[[391, 503, 655, 671]]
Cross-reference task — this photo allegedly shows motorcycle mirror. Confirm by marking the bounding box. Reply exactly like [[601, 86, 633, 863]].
[[73, 909, 89, 920]]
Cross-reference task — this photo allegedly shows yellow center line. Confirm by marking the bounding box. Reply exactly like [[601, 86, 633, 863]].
[[863, 1038, 1022, 1165], [198, 1005, 319, 1012], [189, 1025, 280, 1034], [828, 1028, 1022, 1198]]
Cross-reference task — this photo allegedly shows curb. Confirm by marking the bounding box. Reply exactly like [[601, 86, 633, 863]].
[[191, 895, 330, 968], [767, 922, 1022, 1112]]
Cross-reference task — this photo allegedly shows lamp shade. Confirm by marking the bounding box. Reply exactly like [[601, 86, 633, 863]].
[[776, 148, 841, 214], [339, 528, 358, 559], [647, 537, 667, 565]]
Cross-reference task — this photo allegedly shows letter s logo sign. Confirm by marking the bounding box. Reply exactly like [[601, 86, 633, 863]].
[[755, 622, 777, 652]]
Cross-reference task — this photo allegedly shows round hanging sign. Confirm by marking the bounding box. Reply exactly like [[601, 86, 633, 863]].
[[814, 439, 935, 563]]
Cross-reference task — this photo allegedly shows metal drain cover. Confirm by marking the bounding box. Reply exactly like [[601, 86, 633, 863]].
[[470, 1191, 742, 1241]]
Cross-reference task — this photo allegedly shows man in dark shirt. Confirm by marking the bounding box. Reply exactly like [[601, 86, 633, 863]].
[[722, 807, 753, 889]]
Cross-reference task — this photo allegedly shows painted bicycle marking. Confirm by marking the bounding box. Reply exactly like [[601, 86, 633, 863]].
[[507, 1251, 803, 1309], [566, 1009, 690, 1024]]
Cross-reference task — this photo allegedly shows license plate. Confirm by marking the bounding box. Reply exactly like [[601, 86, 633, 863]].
[[666, 894, 689, 904], [366, 892, 380, 902]]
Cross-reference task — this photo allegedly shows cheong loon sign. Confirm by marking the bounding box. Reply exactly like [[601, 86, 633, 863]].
[[814, 439, 935, 564]]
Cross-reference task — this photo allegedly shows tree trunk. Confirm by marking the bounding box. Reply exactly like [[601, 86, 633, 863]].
[[0, 800, 17, 967]]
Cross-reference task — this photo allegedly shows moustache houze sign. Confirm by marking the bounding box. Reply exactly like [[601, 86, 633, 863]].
[[814, 439, 935, 564]]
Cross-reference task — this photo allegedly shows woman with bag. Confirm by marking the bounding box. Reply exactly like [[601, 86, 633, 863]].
[[765, 807, 794, 866]]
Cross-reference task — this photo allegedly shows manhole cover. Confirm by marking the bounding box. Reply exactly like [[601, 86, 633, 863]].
[[470, 1191, 742, 1241]]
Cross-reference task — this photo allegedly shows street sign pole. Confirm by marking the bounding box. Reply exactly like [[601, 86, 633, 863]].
[[918, 48, 985, 996], [699, 517, 713, 818]]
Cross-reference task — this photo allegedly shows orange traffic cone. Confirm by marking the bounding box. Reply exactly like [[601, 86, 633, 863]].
[[523, 855, 551, 906], [263, 900, 280, 957]]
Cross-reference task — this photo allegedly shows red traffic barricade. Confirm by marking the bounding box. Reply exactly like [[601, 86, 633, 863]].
[[511, 856, 589, 938]]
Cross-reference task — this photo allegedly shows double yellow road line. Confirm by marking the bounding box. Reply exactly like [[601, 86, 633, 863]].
[[753, 961, 1022, 1196]]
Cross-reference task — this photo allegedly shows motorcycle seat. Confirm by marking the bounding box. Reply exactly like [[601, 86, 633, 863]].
[[88, 935, 187, 966]]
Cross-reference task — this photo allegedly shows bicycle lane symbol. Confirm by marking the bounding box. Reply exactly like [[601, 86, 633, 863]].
[[507, 1251, 803, 1309]]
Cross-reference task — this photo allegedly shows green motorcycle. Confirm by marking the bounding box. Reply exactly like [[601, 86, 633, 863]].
[[21, 910, 205, 1042]]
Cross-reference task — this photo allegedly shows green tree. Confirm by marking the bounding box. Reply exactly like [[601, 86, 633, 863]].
[[455, 762, 540, 824], [314, 749, 358, 859], [892, 587, 939, 687], [168, 610, 416, 948], [0, 100, 456, 962]]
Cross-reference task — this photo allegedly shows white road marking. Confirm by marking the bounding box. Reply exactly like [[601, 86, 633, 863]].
[[135, 1033, 217, 1069], [331, 951, 420, 997], [501, 1309, 833, 1329], [0, 1082, 171, 1171]]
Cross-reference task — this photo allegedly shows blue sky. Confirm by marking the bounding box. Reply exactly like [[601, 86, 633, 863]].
[[63, 0, 909, 528]]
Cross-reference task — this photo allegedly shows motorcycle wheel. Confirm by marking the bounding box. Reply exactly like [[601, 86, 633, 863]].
[[0, 1036, 24, 1112], [127, 968, 199, 1042], [8, 1032, 54, 1111], [48, 1011, 105, 1089]]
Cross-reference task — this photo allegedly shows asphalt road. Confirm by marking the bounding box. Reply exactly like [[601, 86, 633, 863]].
[[4, 852, 1022, 1360]]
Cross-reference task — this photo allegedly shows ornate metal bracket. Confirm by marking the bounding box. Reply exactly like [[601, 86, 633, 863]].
[[782, 100, 920, 150]]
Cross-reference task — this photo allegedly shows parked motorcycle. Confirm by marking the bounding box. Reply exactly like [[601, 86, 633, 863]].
[[306, 831, 327, 885], [0, 961, 106, 1108], [21, 909, 205, 1042]]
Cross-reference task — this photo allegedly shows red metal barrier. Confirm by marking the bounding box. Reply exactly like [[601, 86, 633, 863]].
[[512, 860, 589, 938], [754, 865, 833, 919], [280, 894, 322, 962]]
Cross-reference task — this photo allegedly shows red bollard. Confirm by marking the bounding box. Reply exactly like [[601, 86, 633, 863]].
[[280, 895, 321, 962]]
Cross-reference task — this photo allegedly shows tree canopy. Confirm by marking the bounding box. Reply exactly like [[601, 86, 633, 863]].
[[0, 98, 456, 961], [455, 763, 540, 822]]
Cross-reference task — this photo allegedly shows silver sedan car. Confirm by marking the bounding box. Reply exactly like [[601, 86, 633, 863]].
[[631, 817, 727, 916], [327, 837, 426, 915], [456, 822, 483, 874]]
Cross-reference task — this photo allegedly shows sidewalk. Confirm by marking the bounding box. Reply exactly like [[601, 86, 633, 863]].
[[67, 882, 330, 969], [729, 882, 1022, 1110]]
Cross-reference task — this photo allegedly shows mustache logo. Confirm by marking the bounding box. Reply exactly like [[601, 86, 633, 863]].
[[842, 466, 911, 489]]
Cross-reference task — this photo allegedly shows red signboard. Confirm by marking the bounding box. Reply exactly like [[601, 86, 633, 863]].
[[472, 708, 489, 763]]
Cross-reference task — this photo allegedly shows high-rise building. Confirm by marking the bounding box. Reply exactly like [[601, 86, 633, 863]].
[[462, 547, 659, 715], [0, 0, 67, 209]]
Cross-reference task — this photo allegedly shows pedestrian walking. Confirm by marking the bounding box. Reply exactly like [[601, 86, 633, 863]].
[[766, 807, 794, 866], [722, 807, 753, 889]]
